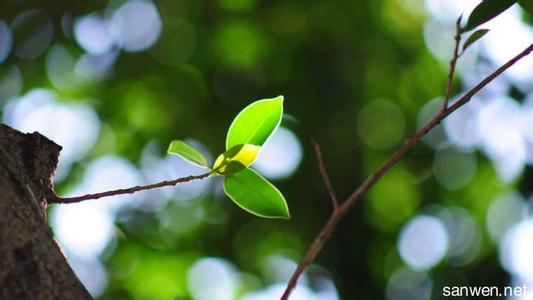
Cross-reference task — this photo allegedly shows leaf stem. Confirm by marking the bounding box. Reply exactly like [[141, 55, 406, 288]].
[[280, 44, 533, 300]]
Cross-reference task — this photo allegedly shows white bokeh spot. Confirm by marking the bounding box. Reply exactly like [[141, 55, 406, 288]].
[[398, 215, 449, 270]]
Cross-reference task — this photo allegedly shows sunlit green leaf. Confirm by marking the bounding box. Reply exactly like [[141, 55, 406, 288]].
[[213, 144, 260, 176], [462, 29, 489, 52], [463, 0, 517, 32], [224, 168, 289, 219], [226, 96, 284, 149], [167, 140, 209, 168]]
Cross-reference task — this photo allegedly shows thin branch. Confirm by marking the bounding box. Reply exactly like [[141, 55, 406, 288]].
[[443, 16, 463, 109], [51, 172, 212, 204], [311, 138, 338, 210], [281, 44, 533, 300]]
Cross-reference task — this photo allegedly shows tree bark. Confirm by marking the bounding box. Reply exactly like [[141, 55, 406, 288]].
[[0, 124, 91, 299]]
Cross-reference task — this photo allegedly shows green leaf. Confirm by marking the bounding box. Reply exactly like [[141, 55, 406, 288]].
[[213, 144, 260, 176], [226, 96, 284, 149], [464, 0, 517, 32], [462, 29, 489, 52], [518, 0, 533, 13], [224, 168, 290, 219], [167, 140, 209, 168]]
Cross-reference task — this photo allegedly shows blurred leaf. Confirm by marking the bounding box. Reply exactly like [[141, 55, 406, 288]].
[[462, 29, 490, 52], [167, 140, 208, 168], [224, 168, 289, 219], [464, 0, 517, 31], [517, 0, 533, 13], [226, 96, 284, 149], [119, 248, 194, 300], [213, 22, 267, 68], [365, 167, 420, 232], [213, 144, 260, 175]]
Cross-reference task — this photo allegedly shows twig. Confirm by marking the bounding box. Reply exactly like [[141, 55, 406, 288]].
[[281, 44, 533, 300], [443, 16, 463, 110], [311, 138, 338, 210], [51, 173, 211, 204]]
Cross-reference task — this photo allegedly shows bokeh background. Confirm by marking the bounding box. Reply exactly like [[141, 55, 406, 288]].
[[1, 0, 532, 299]]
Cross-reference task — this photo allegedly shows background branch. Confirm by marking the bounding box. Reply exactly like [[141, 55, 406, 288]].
[[281, 43, 533, 300], [311, 138, 338, 210], [443, 16, 462, 109]]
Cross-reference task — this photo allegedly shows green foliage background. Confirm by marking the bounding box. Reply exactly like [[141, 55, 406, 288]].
[[1, 0, 532, 299]]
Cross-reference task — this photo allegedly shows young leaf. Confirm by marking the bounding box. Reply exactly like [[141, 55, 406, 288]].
[[464, 0, 517, 32], [213, 144, 260, 176], [226, 96, 284, 150], [223, 168, 290, 219], [462, 29, 489, 52], [167, 140, 209, 168]]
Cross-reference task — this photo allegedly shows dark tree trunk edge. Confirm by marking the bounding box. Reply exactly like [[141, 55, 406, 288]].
[[0, 124, 92, 300]]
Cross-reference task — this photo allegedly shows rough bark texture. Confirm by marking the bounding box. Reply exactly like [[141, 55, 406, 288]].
[[0, 124, 91, 300]]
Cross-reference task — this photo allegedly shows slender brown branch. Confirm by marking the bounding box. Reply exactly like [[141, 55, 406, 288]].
[[281, 44, 533, 300], [311, 138, 338, 210], [51, 172, 212, 204], [443, 16, 463, 109]]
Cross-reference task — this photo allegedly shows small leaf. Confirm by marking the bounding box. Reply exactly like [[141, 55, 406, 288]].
[[462, 29, 489, 52], [226, 96, 284, 150], [167, 140, 208, 168], [224, 168, 290, 219], [464, 0, 517, 32], [213, 144, 260, 176]]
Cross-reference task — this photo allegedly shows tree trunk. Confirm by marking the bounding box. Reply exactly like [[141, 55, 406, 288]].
[[0, 124, 91, 299]]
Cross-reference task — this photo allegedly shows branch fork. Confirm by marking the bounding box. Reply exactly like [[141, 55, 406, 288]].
[[281, 39, 532, 299]]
